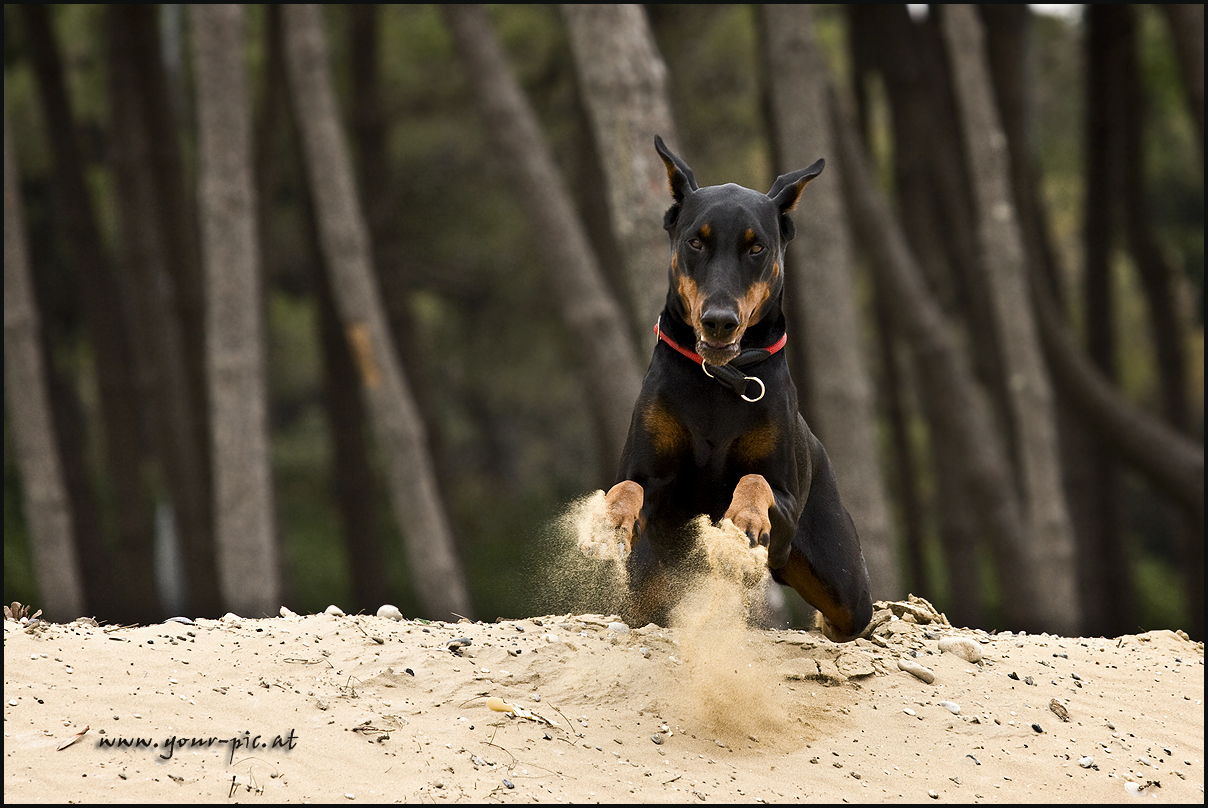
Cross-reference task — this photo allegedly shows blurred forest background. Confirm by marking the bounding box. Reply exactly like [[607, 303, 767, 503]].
[[4, 4, 1203, 638]]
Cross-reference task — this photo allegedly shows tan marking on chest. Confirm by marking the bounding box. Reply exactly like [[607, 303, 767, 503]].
[[643, 400, 689, 456], [734, 420, 780, 464]]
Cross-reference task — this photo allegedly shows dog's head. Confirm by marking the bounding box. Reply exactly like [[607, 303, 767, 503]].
[[655, 135, 823, 365]]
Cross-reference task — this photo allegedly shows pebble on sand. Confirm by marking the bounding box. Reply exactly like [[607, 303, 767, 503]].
[[898, 658, 936, 684], [377, 605, 404, 621], [937, 635, 983, 663]]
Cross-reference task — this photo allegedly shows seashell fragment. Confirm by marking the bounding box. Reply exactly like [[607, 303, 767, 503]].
[[898, 658, 936, 684], [486, 697, 514, 713], [937, 636, 983, 663]]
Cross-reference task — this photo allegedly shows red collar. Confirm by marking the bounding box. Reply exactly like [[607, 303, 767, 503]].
[[654, 319, 787, 366]]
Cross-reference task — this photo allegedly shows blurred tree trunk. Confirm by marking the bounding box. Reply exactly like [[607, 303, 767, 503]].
[[345, 3, 462, 583], [560, 3, 677, 343], [191, 3, 280, 617], [759, 3, 899, 601], [20, 5, 160, 623], [4, 99, 86, 622], [1161, 4, 1204, 158], [847, 5, 991, 625], [1077, 4, 1133, 636], [941, 5, 1080, 635], [107, 6, 224, 616], [282, 3, 472, 621], [124, 6, 216, 560], [441, 4, 642, 474], [980, 4, 1134, 636], [256, 4, 389, 614], [830, 89, 1044, 630], [1118, 7, 1202, 639], [843, 10, 932, 607], [336, 5, 394, 611]]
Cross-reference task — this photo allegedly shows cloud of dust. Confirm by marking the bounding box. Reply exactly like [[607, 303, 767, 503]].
[[529, 491, 630, 617], [534, 494, 792, 742], [668, 517, 792, 742]]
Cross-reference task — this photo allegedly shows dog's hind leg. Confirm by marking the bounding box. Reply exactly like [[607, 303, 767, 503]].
[[774, 435, 873, 641]]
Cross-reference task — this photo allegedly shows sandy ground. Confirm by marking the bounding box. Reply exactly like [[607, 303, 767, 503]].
[[4, 509, 1204, 804]]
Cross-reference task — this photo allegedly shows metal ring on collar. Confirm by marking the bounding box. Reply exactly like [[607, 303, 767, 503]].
[[701, 361, 765, 402], [740, 375, 765, 402]]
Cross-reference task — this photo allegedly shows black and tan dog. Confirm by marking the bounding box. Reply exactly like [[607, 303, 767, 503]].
[[602, 136, 873, 641]]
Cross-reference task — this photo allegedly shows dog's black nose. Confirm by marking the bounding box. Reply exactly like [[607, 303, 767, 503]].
[[700, 309, 740, 343]]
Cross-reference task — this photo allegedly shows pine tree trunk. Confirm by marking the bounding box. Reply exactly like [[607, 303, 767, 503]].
[[281, 4, 472, 621], [20, 5, 160, 622], [191, 3, 281, 617], [560, 4, 677, 342], [441, 4, 642, 474], [760, 3, 899, 601], [4, 99, 86, 622], [941, 5, 1080, 635], [830, 90, 1039, 630], [107, 6, 224, 616]]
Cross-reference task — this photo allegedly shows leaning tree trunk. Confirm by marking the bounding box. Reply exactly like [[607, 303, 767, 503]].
[[560, 3, 678, 344], [941, 5, 1080, 636], [4, 99, 85, 622], [281, 3, 472, 621], [441, 4, 643, 474], [760, 3, 899, 602], [1160, 4, 1204, 160], [829, 89, 1042, 631], [191, 3, 280, 617]]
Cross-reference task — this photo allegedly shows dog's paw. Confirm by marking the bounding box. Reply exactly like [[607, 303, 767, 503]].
[[599, 481, 644, 556], [724, 474, 774, 548], [813, 609, 860, 643]]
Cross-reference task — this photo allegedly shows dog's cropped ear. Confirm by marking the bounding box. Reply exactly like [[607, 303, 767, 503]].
[[767, 158, 825, 242], [655, 135, 698, 230]]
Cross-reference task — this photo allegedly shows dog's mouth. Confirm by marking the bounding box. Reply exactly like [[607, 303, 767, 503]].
[[696, 338, 741, 366]]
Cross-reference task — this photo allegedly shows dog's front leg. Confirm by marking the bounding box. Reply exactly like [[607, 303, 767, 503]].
[[604, 480, 644, 554], [725, 473, 799, 564]]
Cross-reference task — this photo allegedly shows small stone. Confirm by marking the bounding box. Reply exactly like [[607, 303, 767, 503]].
[[651, 734, 663, 745], [376, 605, 404, 621], [1031, 723, 1043, 733], [279, 606, 298, 618], [1078, 756, 1094, 769], [164, 616, 195, 625], [503, 779, 514, 789], [324, 605, 346, 617], [607, 622, 630, 634], [938, 636, 983, 663], [898, 658, 936, 684], [937, 700, 960, 715], [928, 789, 939, 799]]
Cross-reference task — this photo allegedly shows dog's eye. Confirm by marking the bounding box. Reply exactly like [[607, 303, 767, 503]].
[[687, 238, 703, 251], [749, 244, 765, 256]]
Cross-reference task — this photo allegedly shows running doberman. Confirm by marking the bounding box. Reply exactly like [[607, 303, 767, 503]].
[[602, 136, 873, 641]]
